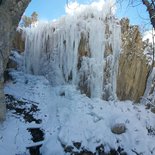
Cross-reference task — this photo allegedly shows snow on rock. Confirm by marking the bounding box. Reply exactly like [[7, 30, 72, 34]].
[[7, 50, 24, 70], [143, 29, 155, 65], [111, 123, 126, 134], [23, 0, 121, 100], [142, 30, 155, 104], [142, 67, 155, 106]]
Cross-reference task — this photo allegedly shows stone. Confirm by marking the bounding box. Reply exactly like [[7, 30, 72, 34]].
[[117, 18, 150, 102], [7, 58, 17, 69], [0, 88, 6, 121], [12, 30, 25, 53], [151, 107, 155, 114], [78, 32, 91, 97], [143, 67, 155, 106], [111, 123, 126, 134], [73, 142, 81, 150], [0, 0, 31, 120]]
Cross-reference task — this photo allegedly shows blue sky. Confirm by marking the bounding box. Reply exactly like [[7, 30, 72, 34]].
[[24, 0, 151, 30]]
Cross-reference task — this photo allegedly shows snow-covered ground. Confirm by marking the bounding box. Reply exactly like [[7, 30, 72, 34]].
[[0, 69, 155, 155], [1, 1, 155, 154]]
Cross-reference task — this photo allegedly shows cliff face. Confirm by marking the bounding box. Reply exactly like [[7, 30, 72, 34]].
[[116, 18, 150, 102], [77, 18, 150, 102], [0, 0, 30, 120], [12, 29, 25, 53], [77, 19, 119, 100], [23, 2, 121, 100], [78, 32, 91, 97], [10, 7, 151, 103], [23, 15, 151, 102], [143, 68, 155, 105]]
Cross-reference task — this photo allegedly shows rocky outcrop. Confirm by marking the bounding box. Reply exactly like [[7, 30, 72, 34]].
[[78, 32, 91, 97], [102, 17, 120, 100], [0, 0, 31, 120], [142, 67, 155, 105], [12, 29, 25, 53], [76, 16, 120, 100], [117, 18, 150, 102], [13, 15, 151, 102]]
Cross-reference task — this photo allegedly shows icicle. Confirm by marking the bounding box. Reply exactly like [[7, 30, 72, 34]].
[[23, 0, 121, 100]]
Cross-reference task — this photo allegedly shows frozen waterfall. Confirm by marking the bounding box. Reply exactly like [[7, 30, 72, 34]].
[[23, 1, 121, 100]]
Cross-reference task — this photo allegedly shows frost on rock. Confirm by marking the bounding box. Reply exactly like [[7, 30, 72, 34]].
[[143, 68, 155, 106], [142, 31, 155, 105], [23, 0, 121, 100], [143, 30, 154, 66]]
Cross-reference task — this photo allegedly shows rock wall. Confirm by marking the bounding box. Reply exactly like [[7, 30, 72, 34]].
[[78, 32, 91, 97], [116, 18, 150, 102], [12, 29, 25, 53], [77, 17, 150, 102], [22, 17, 151, 102], [12, 14, 151, 103], [142, 68, 155, 105], [23, 6, 121, 99], [78, 17, 120, 100], [0, 0, 30, 120]]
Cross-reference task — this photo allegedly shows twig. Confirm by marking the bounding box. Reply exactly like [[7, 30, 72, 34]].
[[131, 149, 140, 155], [140, 96, 155, 107]]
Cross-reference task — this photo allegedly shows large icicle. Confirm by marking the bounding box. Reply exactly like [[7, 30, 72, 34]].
[[23, 0, 121, 100]]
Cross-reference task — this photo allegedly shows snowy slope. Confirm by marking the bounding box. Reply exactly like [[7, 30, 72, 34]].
[[1, 69, 155, 155]]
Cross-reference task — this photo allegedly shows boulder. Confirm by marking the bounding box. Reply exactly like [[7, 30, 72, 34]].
[[151, 107, 155, 114], [111, 123, 126, 134]]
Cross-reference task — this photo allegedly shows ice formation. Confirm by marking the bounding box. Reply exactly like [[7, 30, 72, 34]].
[[23, 0, 121, 100]]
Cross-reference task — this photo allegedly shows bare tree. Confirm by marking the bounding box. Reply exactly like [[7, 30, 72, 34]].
[[141, 0, 155, 70], [142, 0, 155, 29]]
